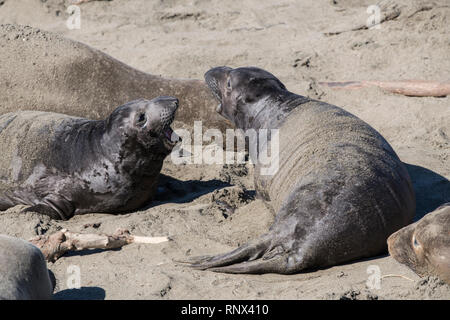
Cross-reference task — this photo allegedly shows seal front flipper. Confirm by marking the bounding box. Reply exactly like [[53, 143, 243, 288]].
[[22, 195, 75, 221]]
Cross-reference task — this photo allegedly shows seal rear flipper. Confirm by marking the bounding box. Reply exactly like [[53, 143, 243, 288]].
[[208, 254, 289, 274], [22, 195, 75, 221], [179, 234, 272, 270]]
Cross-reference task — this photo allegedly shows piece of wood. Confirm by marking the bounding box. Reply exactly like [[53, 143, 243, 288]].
[[69, 0, 111, 4], [381, 274, 415, 282], [324, 0, 401, 36], [29, 228, 169, 262], [318, 80, 450, 97]]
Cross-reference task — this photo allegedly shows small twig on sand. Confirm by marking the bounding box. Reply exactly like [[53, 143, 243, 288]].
[[318, 80, 450, 97], [69, 0, 112, 4], [381, 274, 415, 282], [29, 228, 169, 262], [324, 0, 401, 36]]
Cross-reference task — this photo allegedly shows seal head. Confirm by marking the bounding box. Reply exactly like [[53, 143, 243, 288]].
[[103, 96, 181, 156], [205, 66, 294, 130], [388, 203, 450, 284]]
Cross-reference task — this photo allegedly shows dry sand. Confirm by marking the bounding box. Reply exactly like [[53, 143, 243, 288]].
[[0, 0, 449, 299]]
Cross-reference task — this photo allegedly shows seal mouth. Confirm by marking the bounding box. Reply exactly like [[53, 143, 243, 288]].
[[162, 127, 181, 148]]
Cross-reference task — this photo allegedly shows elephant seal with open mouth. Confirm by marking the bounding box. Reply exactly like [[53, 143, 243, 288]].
[[0, 97, 180, 220], [182, 66, 416, 274]]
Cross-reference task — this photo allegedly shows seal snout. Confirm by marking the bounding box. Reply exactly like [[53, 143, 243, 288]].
[[152, 96, 181, 147], [155, 96, 179, 112], [167, 97, 179, 111], [204, 66, 232, 102]]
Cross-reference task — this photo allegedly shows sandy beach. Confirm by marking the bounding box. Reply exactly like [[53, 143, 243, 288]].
[[0, 0, 449, 299]]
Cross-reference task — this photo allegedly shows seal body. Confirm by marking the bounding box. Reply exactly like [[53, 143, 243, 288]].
[[184, 66, 416, 274], [0, 97, 180, 220], [0, 234, 53, 300], [388, 204, 450, 284], [0, 24, 229, 133]]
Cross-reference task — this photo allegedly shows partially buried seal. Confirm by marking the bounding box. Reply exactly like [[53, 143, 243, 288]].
[[0, 234, 53, 300], [182, 66, 416, 274], [388, 203, 450, 284], [0, 24, 229, 134], [0, 97, 181, 220]]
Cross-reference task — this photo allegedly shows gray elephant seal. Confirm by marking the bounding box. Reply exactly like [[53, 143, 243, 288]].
[[388, 203, 450, 284], [0, 97, 180, 220], [0, 24, 229, 133], [183, 66, 416, 274], [0, 234, 53, 299]]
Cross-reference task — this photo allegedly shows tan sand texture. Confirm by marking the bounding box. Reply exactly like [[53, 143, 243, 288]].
[[0, 0, 449, 299]]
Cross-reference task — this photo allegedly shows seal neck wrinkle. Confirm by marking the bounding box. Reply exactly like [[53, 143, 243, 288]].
[[246, 92, 309, 131]]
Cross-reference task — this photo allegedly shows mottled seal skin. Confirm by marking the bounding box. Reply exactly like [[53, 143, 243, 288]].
[[0, 234, 53, 300], [388, 203, 450, 284], [183, 66, 416, 274], [0, 24, 229, 133], [0, 97, 180, 220]]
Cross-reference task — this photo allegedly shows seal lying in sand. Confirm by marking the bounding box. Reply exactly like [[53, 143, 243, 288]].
[[0, 97, 180, 220], [388, 203, 450, 284], [0, 234, 53, 299], [0, 24, 228, 133], [182, 66, 416, 274]]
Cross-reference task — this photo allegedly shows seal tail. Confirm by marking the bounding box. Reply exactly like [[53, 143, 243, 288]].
[[176, 234, 289, 273]]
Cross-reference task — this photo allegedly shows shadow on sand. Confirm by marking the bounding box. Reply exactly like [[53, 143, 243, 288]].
[[143, 174, 231, 209], [53, 287, 106, 300], [404, 163, 450, 221]]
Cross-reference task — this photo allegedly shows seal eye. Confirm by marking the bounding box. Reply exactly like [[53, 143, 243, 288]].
[[412, 234, 421, 249], [136, 112, 147, 126], [227, 78, 232, 90]]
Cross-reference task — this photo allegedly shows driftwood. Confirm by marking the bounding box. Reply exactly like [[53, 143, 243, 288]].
[[324, 1, 449, 36], [318, 80, 450, 97], [324, 0, 401, 36], [382, 274, 415, 282], [29, 228, 169, 262], [70, 0, 111, 4]]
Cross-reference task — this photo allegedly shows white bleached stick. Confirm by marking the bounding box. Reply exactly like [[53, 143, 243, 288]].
[[29, 228, 169, 262]]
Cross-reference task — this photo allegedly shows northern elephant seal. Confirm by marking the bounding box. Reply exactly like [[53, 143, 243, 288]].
[[0, 24, 229, 133], [388, 203, 450, 284], [0, 234, 53, 300], [182, 66, 416, 274], [0, 97, 180, 220]]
